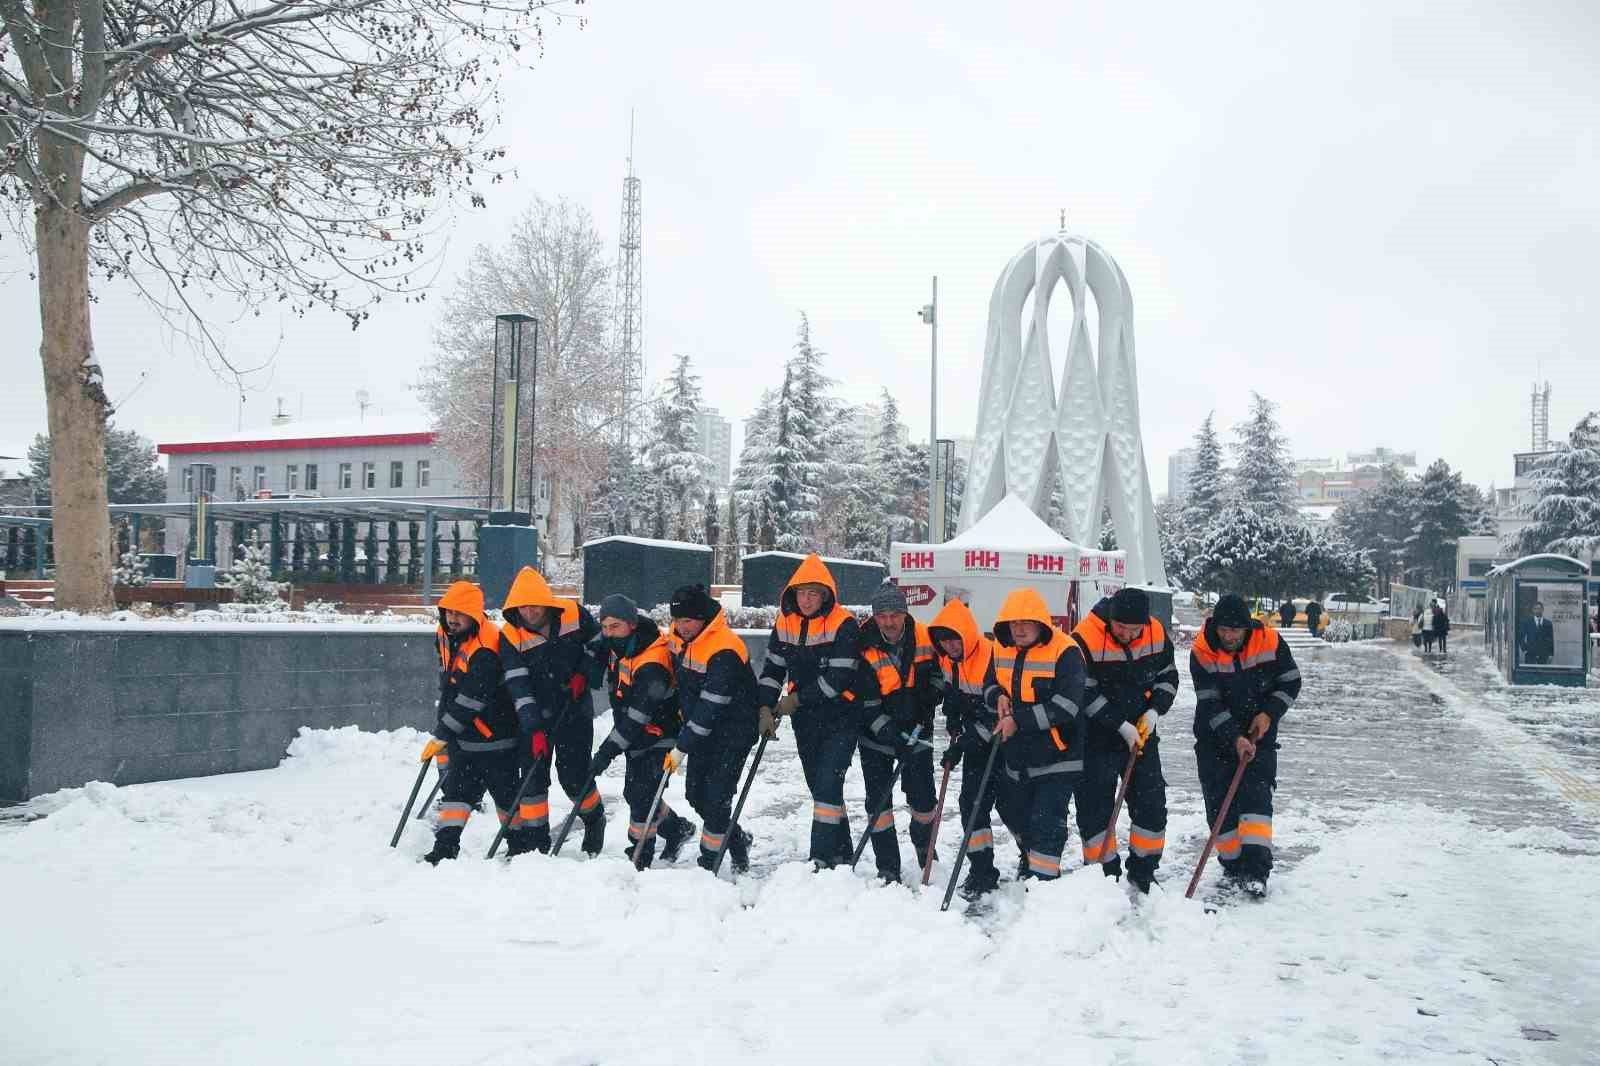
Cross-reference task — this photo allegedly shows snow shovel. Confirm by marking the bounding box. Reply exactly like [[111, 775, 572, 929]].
[[711, 732, 770, 877], [1184, 755, 1249, 899], [849, 725, 924, 870], [1099, 745, 1140, 873], [389, 760, 432, 848], [940, 738, 1000, 912], [920, 757, 955, 886], [485, 754, 548, 860], [550, 767, 601, 857], [633, 759, 678, 871], [414, 767, 444, 820]]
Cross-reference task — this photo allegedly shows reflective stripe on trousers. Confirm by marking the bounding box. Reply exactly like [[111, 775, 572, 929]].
[[813, 801, 846, 824], [1081, 829, 1118, 864], [1128, 822, 1165, 857]]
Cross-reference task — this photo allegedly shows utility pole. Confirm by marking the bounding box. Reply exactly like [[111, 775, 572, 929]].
[[919, 277, 939, 540]]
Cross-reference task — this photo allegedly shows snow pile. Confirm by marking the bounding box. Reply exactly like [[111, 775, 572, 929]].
[[6, 676, 1598, 1065], [5, 605, 428, 629]]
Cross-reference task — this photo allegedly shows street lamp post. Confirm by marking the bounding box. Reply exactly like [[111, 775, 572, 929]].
[[919, 277, 939, 541], [487, 313, 536, 518]]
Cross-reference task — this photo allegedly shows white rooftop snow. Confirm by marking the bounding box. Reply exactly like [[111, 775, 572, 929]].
[[157, 412, 434, 449], [582, 535, 714, 553]]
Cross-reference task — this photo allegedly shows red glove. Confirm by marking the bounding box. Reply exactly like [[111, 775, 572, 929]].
[[529, 731, 550, 760], [567, 673, 587, 700]]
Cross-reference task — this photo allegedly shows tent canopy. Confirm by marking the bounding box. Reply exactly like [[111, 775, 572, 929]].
[[942, 493, 1073, 551]]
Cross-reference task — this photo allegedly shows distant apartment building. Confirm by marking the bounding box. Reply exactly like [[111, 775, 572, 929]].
[[694, 406, 733, 486], [1295, 447, 1419, 506], [1166, 447, 1197, 505]]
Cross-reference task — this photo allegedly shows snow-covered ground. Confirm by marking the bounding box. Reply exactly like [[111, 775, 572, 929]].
[[4, 642, 1598, 1065]]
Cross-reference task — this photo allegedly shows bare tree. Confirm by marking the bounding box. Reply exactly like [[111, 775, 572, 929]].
[[417, 195, 626, 553], [1, 1, 578, 610]]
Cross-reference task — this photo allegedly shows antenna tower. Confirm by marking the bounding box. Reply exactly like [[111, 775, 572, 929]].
[[614, 115, 644, 448], [1531, 380, 1551, 452]]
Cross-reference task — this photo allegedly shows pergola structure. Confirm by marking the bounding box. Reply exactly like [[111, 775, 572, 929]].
[[0, 497, 491, 597]]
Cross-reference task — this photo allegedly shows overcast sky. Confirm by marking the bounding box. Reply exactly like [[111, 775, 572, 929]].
[[3, 0, 1597, 493]]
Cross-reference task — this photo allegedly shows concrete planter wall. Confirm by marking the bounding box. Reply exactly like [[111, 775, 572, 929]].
[[0, 623, 776, 802], [0, 623, 438, 802]]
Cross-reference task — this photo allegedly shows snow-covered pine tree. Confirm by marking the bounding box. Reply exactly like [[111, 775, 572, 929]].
[[1154, 496, 1191, 590], [1404, 459, 1471, 590], [593, 441, 646, 537], [220, 534, 288, 605], [765, 366, 801, 550], [780, 314, 835, 545], [1230, 393, 1296, 519], [652, 487, 667, 540], [290, 524, 306, 575], [448, 523, 462, 578], [871, 388, 918, 543], [1331, 463, 1415, 595], [732, 387, 778, 524], [407, 522, 421, 584], [644, 353, 711, 541], [113, 547, 150, 587], [1513, 411, 1600, 558], [1184, 412, 1228, 526], [385, 521, 402, 583], [362, 524, 378, 583], [704, 486, 721, 550], [758, 498, 776, 552]]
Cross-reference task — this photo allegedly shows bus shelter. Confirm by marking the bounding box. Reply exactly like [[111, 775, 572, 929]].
[[1485, 554, 1589, 687]]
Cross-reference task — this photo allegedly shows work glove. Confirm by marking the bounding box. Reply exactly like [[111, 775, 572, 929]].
[[663, 750, 682, 773], [419, 738, 447, 763], [567, 673, 588, 701], [895, 731, 919, 758], [1136, 710, 1157, 749], [1118, 720, 1142, 753], [529, 731, 550, 761], [775, 689, 800, 717], [589, 750, 612, 778], [758, 706, 780, 738], [940, 739, 962, 771]]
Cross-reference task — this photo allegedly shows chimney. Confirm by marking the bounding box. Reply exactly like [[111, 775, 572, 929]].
[[270, 397, 291, 427]]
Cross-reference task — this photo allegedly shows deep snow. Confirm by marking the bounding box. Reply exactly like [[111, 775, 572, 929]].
[[3, 643, 1597, 1066]]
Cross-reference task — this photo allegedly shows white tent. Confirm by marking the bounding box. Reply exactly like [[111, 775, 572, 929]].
[[889, 493, 1126, 630]]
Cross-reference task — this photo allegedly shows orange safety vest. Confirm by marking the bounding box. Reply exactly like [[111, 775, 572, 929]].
[[615, 634, 676, 699], [1071, 611, 1168, 664], [861, 620, 935, 697], [673, 611, 750, 672], [772, 603, 856, 701], [437, 625, 501, 740], [1192, 625, 1279, 674], [992, 627, 1075, 751], [501, 601, 583, 653]]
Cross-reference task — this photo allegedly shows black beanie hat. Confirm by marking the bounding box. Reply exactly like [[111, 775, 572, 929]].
[[1213, 593, 1252, 628], [669, 584, 719, 622], [1110, 586, 1150, 624], [598, 594, 639, 624]]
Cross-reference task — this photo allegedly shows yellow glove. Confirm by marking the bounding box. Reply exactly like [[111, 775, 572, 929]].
[[419, 738, 447, 763], [663, 750, 681, 773], [775, 689, 800, 717]]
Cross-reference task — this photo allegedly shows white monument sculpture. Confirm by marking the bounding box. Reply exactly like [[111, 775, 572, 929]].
[[958, 228, 1168, 587]]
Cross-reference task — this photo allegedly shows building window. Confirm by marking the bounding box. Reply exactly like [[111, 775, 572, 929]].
[[389, 461, 404, 489], [416, 460, 430, 488], [305, 463, 319, 491], [363, 462, 376, 490], [183, 467, 194, 494], [254, 466, 267, 492], [339, 463, 352, 490], [229, 466, 243, 496], [287, 464, 299, 491]]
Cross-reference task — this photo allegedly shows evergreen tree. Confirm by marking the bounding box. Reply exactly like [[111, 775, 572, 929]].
[[1184, 412, 1228, 526], [113, 547, 150, 587], [704, 486, 721, 551], [231, 521, 247, 562], [1513, 411, 1600, 557], [745, 506, 758, 553], [644, 353, 711, 540], [758, 498, 776, 552], [764, 366, 800, 550], [27, 422, 167, 505], [1332, 464, 1416, 595], [776, 314, 834, 544], [593, 441, 646, 537], [385, 521, 402, 583], [406, 522, 421, 584], [1097, 506, 1118, 551], [363, 523, 379, 583], [1154, 496, 1192, 590], [870, 388, 921, 543], [732, 387, 779, 521], [325, 521, 341, 582], [5, 526, 19, 571], [340, 521, 357, 582], [269, 516, 284, 572], [220, 534, 288, 605], [1230, 393, 1296, 518], [21, 527, 37, 570], [290, 524, 306, 574], [652, 487, 667, 540], [449, 522, 463, 578], [1403, 460, 1472, 590]]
